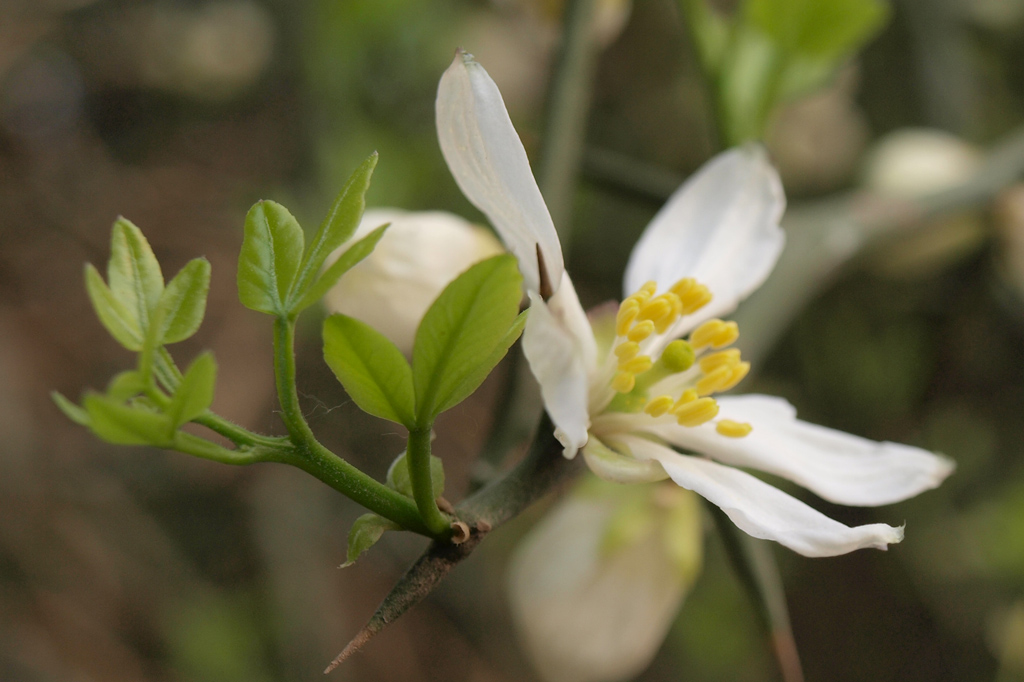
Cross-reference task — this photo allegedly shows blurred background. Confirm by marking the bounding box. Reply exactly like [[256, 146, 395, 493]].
[[3, 0, 1024, 680]]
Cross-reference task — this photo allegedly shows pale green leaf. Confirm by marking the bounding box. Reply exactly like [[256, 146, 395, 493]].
[[158, 258, 211, 344], [83, 393, 173, 446], [237, 200, 304, 316], [386, 451, 445, 499], [107, 217, 164, 331], [746, 0, 889, 59], [292, 223, 389, 314], [52, 391, 90, 426], [106, 371, 147, 401], [289, 152, 377, 306], [412, 255, 522, 424], [85, 263, 144, 350], [342, 513, 400, 568], [322, 314, 416, 426], [166, 352, 217, 429]]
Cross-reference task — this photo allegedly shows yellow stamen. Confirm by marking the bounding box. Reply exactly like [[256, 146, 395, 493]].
[[716, 420, 753, 438], [644, 395, 676, 418], [619, 355, 653, 374], [696, 365, 733, 396], [670, 278, 696, 299], [616, 301, 639, 336], [710, 321, 739, 348], [718, 361, 750, 392], [627, 320, 655, 342], [690, 319, 726, 349], [612, 371, 636, 393], [638, 296, 672, 322], [699, 349, 741, 374], [675, 397, 720, 427], [676, 389, 699, 405], [614, 341, 640, 362], [639, 281, 657, 298], [679, 284, 712, 314]]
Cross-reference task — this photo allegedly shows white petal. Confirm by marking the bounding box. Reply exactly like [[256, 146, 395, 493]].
[[522, 279, 595, 458], [623, 145, 785, 329], [620, 435, 905, 557], [636, 395, 955, 507], [436, 51, 563, 294], [508, 492, 689, 682]]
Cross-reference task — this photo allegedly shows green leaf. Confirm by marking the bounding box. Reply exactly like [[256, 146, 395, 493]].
[[680, 0, 732, 71], [158, 257, 211, 344], [412, 255, 522, 424], [745, 0, 889, 59], [52, 391, 90, 426], [107, 217, 164, 331], [386, 451, 445, 499], [85, 263, 144, 350], [106, 370, 147, 400], [342, 513, 400, 568], [83, 393, 173, 446], [166, 352, 217, 429], [322, 314, 416, 426], [291, 223, 389, 314], [289, 152, 378, 307], [237, 200, 305, 316], [433, 309, 526, 416]]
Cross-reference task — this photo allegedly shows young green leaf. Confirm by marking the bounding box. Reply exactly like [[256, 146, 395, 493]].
[[52, 391, 90, 426], [107, 217, 164, 331], [158, 257, 211, 344], [289, 152, 378, 307], [746, 0, 888, 59], [85, 263, 144, 350], [83, 393, 173, 446], [386, 451, 445, 500], [291, 223, 389, 314], [106, 370, 147, 400], [323, 314, 416, 426], [432, 309, 526, 416], [412, 254, 522, 425], [237, 200, 305, 316], [166, 352, 217, 429], [342, 513, 401, 568]]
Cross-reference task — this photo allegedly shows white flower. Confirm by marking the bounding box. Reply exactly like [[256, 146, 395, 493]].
[[323, 208, 503, 354], [436, 51, 955, 557], [508, 478, 702, 682]]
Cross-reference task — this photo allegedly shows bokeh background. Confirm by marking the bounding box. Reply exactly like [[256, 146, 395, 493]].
[[3, 0, 1024, 680]]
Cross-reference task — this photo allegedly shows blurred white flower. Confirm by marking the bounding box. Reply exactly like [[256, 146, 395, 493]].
[[436, 51, 954, 557], [863, 128, 981, 197], [323, 208, 503, 354], [508, 478, 701, 682]]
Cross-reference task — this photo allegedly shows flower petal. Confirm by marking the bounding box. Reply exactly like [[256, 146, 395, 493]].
[[633, 395, 955, 507], [620, 435, 905, 557], [508, 489, 691, 682], [436, 50, 563, 295], [522, 276, 596, 458], [623, 145, 785, 329]]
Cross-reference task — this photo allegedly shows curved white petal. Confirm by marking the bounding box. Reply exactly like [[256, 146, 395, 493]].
[[620, 435, 905, 557], [631, 395, 954, 507], [522, 277, 595, 458], [623, 146, 786, 331], [508, 492, 690, 682], [436, 51, 563, 294]]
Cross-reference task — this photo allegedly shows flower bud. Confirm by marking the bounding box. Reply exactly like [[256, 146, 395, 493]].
[[323, 209, 504, 354]]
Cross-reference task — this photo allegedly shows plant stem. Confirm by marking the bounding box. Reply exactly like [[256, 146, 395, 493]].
[[406, 428, 451, 536], [271, 317, 435, 537]]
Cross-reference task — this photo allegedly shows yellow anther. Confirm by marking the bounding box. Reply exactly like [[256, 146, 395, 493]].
[[716, 420, 753, 438], [639, 281, 658, 298], [627, 320, 655, 342], [710, 321, 739, 348], [653, 295, 683, 334], [676, 389, 699, 405], [718, 361, 750, 392], [690, 319, 726, 349], [696, 365, 733, 396], [616, 301, 639, 337], [614, 341, 640, 362], [612, 371, 636, 393], [619, 355, 653, 374], [670, 278, 696, 298], [675, 397, 720, 427], [644, 395, 676, 418], [679, 284, 712, 314], [638, 296, 672, 322], [699, 349, 741, 374]]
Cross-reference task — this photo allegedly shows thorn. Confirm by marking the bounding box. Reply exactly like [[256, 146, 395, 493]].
[[475, 519, 492, 534], [536, 244, 554, 301], [324, 629, 373, 674]]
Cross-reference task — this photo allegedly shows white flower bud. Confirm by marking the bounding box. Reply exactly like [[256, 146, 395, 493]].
[[508, 479, 702, 682], [323, 209, 504, 354], [862, 128, 981, 197]]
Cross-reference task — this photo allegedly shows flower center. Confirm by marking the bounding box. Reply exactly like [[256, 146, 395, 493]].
[[608, 279, 753, 438]]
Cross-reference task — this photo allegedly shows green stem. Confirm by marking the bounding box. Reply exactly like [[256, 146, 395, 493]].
[[271, 317, 435, 537], [406, 428, 450, 536], [171, 431, 270, 465]]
